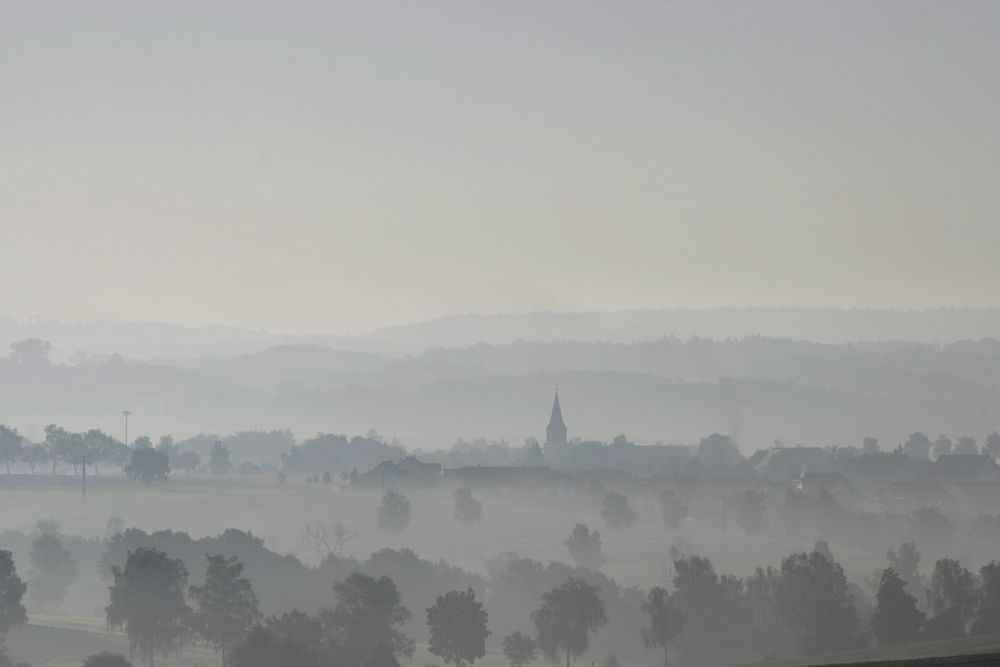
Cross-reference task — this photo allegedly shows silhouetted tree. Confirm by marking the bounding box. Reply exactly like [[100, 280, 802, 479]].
[[0, 551, 27, 645], [83, 653, 133, 667], [27, 533, 77, 611], [174, 451, 201, 474], [903, 432, 932, 460], [670, 556, 751, 666], [502, 632, 537, 667], [190, 555, 261, 666], [887, 542, 926, 608], [0, 427, 22, 474], [230, 627, 319, 667], [872, 567, 923, 645], [209, 440, 233, 475], [376, 492, 412, 536], [452, 488, 483, 539], [44, 424, 83, 475], [304, 522, 358, 560], [774, 551, 863, 654], [532, 579, 607, 667], [264, 610, 324, 650], [736, 491, 767, 537], [600, 492, 636, 533], [658, 489, 688, 534], [955, 435, 978, 455], [19, 443, 47, 475], [9, 339, 51, 364], [813, 539, 834, 563], [925, 557, 977, 639], [125, 448, 170, 485], [931, 434, 952, 460], [563, 524, 604, 571], [984, 432, 1000, 462], [106, 548, 192, 667], [971, 561, 1000, 635], [83, 430, 119, 475], [642, 587, 684, 667], [697, 434, 741, 470], [426, 588, 490, 667], [324, 572, 414, 667]]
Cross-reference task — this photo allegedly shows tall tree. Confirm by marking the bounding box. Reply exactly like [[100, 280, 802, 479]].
[[531, 578, 607, 667], [926, 557, 977, 638], [125, 448, 170, 485], [931, 434, 953, 460], [106, 548, 192, 667], [774, 551, 863, 655], [452, 488, 484, 539], [376, 492, 412, 536], [563, 524, 604, 571], [189, 555, 261, 666], [28, 533, 77, 612], [0, 426, 23, 474], [501, 632, 537, 667], [209, 440, 232, 475], [9, 338, 51, 364], [903, 432, 932, 460], [871, 568, 924, 645], [600, 492, 636, 533], [985, 432, 1000, 462], [324, 572, 414, 667], [0, 551, 27, 646], [954, 435, 979, 455], [44, 424, 83, 475], [887, 542, 925, 604], [972, 561, 1000, 635], [642, 587, 684, 667], [19, 443, 48, 475], [426, 588, 490, 667], [670, 556, 751, 666]]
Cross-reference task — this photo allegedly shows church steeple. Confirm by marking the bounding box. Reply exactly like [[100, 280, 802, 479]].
[[546, 390, 568, 446]]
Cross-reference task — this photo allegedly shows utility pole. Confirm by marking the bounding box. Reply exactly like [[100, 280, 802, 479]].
[[121, 410, 132, 446], [79, 454, 88, 502]]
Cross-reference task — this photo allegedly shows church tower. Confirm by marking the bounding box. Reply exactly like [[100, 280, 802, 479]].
[[545, 391, 568, 447]]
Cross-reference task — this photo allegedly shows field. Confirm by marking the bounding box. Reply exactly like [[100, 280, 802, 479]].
[[736, 633, 1000, 667], [8, 614, 1000, 667], [5, 614, 515, 667], [0, 474, 891, 591]]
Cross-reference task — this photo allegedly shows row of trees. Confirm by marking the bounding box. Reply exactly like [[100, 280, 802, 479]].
[[18, 541, 608, 667], [897, 431, 1000, 460], [0, 424, 240, 479]]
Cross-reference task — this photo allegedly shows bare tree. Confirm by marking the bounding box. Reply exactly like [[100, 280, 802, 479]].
[[303, 522, 357, 560]]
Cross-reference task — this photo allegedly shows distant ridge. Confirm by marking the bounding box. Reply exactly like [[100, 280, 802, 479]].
[[5, 308, 1000, 362], [366, 307, 1000, 349]]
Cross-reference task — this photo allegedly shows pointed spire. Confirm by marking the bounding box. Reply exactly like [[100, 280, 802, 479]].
[[546, 390, 567, 446]]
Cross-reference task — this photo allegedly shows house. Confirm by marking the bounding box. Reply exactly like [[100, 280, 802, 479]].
[[793, 471, 858, 503], [754, 446, 833, 480], [355, 456, 441, 487]]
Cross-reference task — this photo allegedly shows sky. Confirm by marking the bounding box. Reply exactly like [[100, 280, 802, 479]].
[[2, 1, 999, 335]]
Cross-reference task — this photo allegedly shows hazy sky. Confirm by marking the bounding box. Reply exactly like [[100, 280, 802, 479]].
[[2, 1, 999, 335]]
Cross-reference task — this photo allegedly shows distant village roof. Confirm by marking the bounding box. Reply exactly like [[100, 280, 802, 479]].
[[794, 471, 857, 496], [754, 446, 832, 479], [933, 454, 999, 480]]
